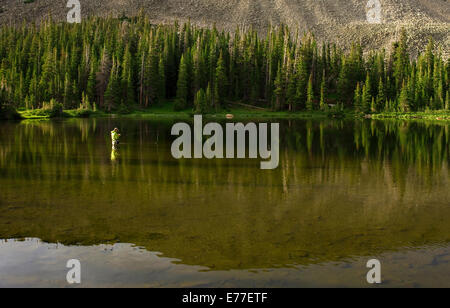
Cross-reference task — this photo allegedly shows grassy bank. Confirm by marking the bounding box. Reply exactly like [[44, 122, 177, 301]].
[[15, 102, 450, 122], [19, 109, 108, 119], [18, 101, 347, 120], [125, 105, 341, 120], [371, 110, 450, 121]]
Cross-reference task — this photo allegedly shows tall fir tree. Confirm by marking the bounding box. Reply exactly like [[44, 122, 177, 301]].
[[398, 80, 411, 112], [354, 83, 362, 112], [175, 54, 188, 110], [376, 77, 386, 111], [214, 52, 228, 110], [306, 73, 314, 111], [319, 70, 326, 111], [362, 74, 372, 113]]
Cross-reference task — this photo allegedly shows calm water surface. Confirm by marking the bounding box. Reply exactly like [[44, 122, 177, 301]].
[[0, 118, 449, 287]]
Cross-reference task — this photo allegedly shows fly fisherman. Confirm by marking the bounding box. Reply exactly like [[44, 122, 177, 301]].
[[111, 128, 121, 149]]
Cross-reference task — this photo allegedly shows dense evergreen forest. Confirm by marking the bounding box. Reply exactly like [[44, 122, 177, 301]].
[[0, 15, 448, 116]]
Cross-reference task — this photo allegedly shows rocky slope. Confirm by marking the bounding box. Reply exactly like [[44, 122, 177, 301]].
[[0, 0, 449, 57]]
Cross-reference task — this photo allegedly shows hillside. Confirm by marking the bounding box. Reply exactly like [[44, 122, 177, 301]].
[[0, 0, 449, 57]]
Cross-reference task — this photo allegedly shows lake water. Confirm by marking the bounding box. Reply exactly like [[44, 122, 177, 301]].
[[0, 117, 449, 287]]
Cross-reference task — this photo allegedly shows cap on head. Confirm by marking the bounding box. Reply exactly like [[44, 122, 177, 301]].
[[114, 128, 119, 132]]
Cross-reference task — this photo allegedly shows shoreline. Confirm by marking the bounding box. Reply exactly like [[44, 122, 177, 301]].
[[15, 108, 450, 122]]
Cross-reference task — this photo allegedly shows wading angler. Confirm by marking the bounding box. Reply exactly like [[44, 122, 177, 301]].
[[171, 116, 279, 170]]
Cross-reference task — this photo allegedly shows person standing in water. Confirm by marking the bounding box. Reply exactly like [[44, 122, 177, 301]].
[[111, 128, 121, 149]]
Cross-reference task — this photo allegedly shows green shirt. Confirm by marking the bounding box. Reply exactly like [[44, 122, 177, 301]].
[[111, 131, 120, 141]]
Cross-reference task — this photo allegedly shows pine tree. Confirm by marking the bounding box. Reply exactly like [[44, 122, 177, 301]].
[[214, 52, 227, 109], [86, 62, 97, 103], [320, 73, 326, 111], [39, 46, 57, 103], [63, 72, 72, 108], [425, 37, 435, 76], [274, 64, 285, 111], [384, 100, 390, 112], [445, 91, 449, 110], [125, 70, 135, 106], [175, 55, 188, 110], [121, 45, 135, 106], [362, 74, 372, 113], [371, 97, 376, 113], [158, 56, 166, 101], [306, 73, 314, 111], [376, 77, 386, 111], [285, 62, 297, 111], [296, 52, 309, 110], [194, 88, 207, 114], [398, 81, 410, 112], [143, 41, 160, 106], [354, 83, 362, 112], [337, 58, 353, 106], [393, 28, 409, 92], [206, 83, 212, 109], [104, 58, 120, 111], [96, 48, 111, 108]]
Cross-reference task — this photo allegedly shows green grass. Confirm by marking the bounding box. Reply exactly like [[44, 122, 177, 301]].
[[122, 101, 191, 118], [19, 109, 107, 119], [15, 102, 450, 122], [122, 101, 350, 120], [371, 110, 450, 121]]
